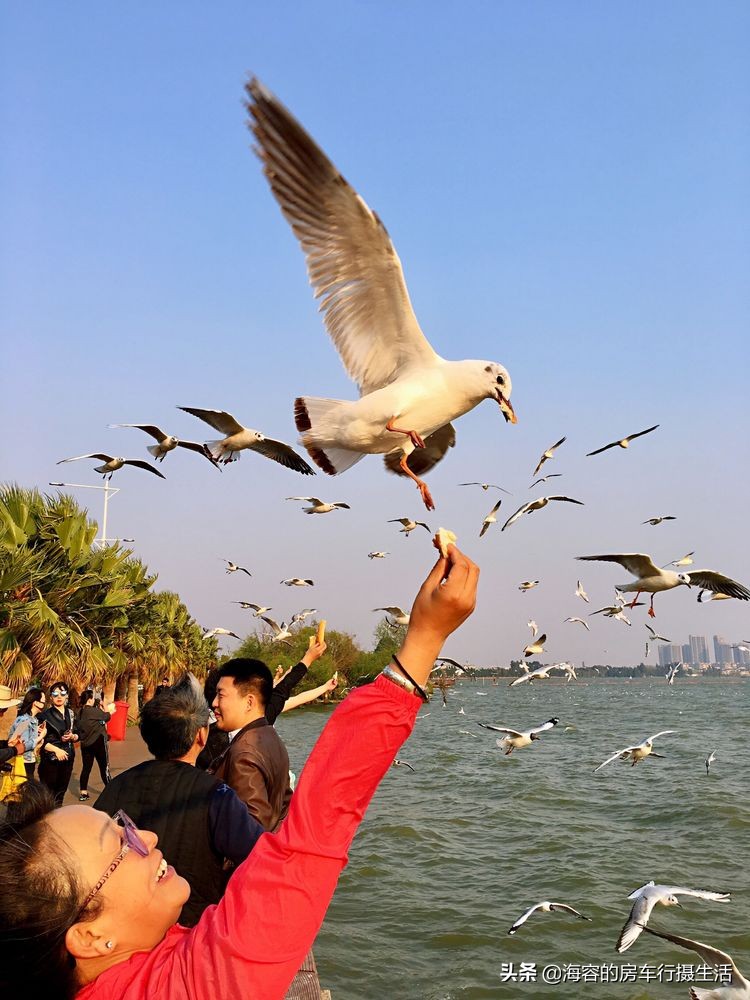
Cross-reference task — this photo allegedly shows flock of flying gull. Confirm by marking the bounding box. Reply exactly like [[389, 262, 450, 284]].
[[48, 79, 747, 994]]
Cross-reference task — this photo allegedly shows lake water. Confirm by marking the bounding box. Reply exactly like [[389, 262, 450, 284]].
[[276, 678, 749, 999]]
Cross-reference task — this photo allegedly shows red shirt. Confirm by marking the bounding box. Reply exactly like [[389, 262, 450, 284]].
[[78, 676, 419, 1000]]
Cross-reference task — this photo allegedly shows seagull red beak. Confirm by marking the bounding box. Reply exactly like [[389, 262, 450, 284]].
[[497, 391, 517, 424]]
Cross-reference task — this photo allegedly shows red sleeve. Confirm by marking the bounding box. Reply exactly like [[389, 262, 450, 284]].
[[181, 676, 420, 997]]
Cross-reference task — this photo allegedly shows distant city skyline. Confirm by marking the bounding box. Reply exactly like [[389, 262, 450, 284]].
[[657, 634, 749, 668]]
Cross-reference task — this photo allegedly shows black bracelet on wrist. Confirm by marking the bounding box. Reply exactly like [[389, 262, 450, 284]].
[[392, 654, 430, 703]]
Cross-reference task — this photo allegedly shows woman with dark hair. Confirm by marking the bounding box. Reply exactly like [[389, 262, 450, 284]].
[[0, 546, 478, 999], [77, 690, 116, 802], [39, 681, 80, 806], [8, 687, 47, 778]]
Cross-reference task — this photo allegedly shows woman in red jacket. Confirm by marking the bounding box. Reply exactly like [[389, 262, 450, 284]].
[[0, 546, 478, 999]]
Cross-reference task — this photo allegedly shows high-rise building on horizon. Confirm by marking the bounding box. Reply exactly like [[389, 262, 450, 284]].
[[689, 635, 709, 665]]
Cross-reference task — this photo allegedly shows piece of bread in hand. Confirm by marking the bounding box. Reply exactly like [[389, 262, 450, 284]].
[[309, 620, 327, 647], [433, 527, 457, 559]]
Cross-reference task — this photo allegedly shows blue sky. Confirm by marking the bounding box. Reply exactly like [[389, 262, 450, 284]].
[[2, 2, 748, 666]]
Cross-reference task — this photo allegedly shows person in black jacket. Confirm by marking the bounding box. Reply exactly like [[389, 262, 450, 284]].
[[77, 690, 115, 801], [38, 682, 79, 806], [95, 673, 264, 927]]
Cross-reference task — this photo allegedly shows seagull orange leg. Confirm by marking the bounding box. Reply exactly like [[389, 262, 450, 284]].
[[628, 590, 642, 609], [648, 595, 656, 618], [398, 454, 435, 511], [386, 417, 425, 450]]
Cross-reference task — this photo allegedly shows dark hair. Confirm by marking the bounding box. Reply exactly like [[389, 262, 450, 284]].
[[80, 689, 95, 706], [140, 673, 210, 760], [48, 681, 69, 696], [17, 687, 44, 718], [217, 658, 273, 707], [203, 668, 221, 707], [0, 781, 102, 996]]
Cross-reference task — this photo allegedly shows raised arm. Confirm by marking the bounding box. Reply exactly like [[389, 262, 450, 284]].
[[266, 640, 328, 724], [281, 673, 338, 712], [179, 546, 478, 998]]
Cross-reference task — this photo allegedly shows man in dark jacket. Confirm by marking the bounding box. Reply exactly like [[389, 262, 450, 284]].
[[38, 681, 79, 805], [95, 673, 264, 926]]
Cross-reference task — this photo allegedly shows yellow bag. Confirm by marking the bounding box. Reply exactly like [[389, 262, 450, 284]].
[[0, 753, 27, 800]]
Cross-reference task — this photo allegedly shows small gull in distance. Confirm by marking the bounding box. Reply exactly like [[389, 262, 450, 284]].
[[368, 551, 389, 559], [222, 559, 252, 576], [705, 750, 717, 776], [666, 663, 680, 685], [109, 424, 218, 466], [508, 901, 591, 936], [643, 515, 677, 526], [179, 406, 315, 474], [697, 590, 733, 603], [519, 581, 540, 592], [502, 496, 584, 532], [556, 662, 578, 682], [233, 602, 271, 616], [56, 454, 166, 480], [373, 606, 410, 627], [290, 609, 317, 625], [281, 578, 315, 587], [532, 436, 566, 477], [646, 623, 672, 643], [564, 617, 590, 631], [261, 617, 295, 644], [616, 881, 730, 953], [529, 473, 563, 489], [479, 499, 503, 538], [575, 580, 590, 603], [528, 620, 539, 637], [667, 551, 695, 568], [203, 628, 241, 641], [246, 80, 517, 512], [459, 482, 512, 494], [388, 517, 430, 536], [637, 925, 748, 999], [391, 759, 415, 772], [577, 552, 750, 617], [510, 662, 554, 687], [477, 717, 559, 755], [586, 424, 659, 457], [286, 496, 351, 514], [594, 731, 676, 773]]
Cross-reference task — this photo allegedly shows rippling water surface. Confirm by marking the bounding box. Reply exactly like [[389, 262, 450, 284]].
[[277, 679, 749, 999]]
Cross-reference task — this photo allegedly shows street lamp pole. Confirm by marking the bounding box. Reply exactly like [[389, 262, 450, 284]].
[[48, 481, 133, 547]]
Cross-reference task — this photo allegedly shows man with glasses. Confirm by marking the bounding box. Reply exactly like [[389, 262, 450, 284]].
[[39, 681, 79, 806]]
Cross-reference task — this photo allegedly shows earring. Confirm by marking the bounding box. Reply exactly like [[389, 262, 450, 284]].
[[105, 941, 114, 950]]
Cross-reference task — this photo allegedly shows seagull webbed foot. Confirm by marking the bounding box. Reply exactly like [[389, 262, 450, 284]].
[[418, 480, 435, 511]]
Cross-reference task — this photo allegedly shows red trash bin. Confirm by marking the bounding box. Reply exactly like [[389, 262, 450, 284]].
[[106, 701, 129, 741]]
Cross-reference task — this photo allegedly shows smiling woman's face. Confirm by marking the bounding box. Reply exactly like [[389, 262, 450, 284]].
[[46, 806, 190, 964]]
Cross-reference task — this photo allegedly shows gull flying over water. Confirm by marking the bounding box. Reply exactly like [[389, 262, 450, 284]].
[[391, 759, 415, 772], [510, 662, 554, 686], [638, 925, 748, 999], [643, 515, 676, 526], [667, 551, 695, 568], [178, 407, 314, 474], [575, 579, 590, 603], [532, 436, 566, 477], [586, 424, 659, 457], [478, 717, 559, 755], [459, 482, 511, 494], [508, 901, 591, 936], [479, 499, 503, 538], [577, 553, 750, 617], [502, 496, 584, 531], [705, 750, 717, 776], [556, 662, 578, 682], [616, 881, 731, 953], [646, 623, 671, 643], [590, 604, 638, 626], [57, 454, 165, 480], [666, 663, 680, 685], [594, 731, 676, 773], [221, 560, 251, 576], [388, 517, 430, 536], [109, 424, 218, 466], [522, 634, 547, 658], [286, 496, 351, 514], [246, 80, 517, 512]]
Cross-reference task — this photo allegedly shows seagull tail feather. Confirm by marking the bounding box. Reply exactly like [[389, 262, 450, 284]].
[[206, 440, 233, 462], [294, 396, 363, 475], [147, 444, 162, 459]]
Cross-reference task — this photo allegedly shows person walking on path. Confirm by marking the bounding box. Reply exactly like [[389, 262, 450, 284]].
[[77, 691, 115, 802], [39, 682, 79, 806]]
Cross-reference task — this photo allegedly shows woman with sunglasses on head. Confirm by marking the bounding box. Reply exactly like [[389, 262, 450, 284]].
[[7, 687, 47, 779], [39, 682, 80, 806], [0, 546, 478, 1000]]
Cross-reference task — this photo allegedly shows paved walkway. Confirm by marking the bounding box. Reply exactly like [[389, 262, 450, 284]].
[[63, 725, 149, 805]]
